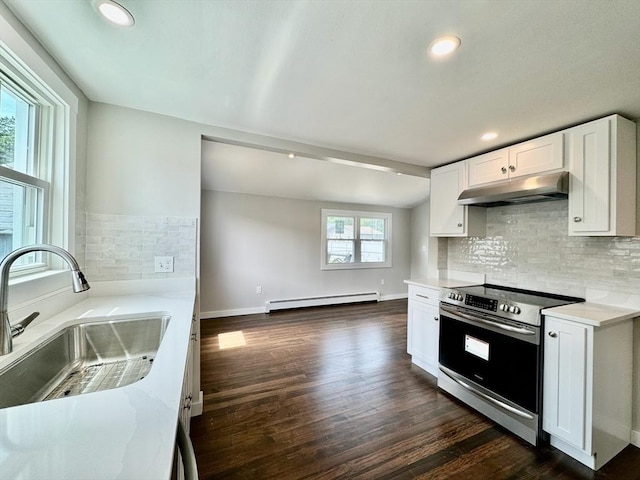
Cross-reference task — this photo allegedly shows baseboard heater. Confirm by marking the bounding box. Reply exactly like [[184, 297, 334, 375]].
[[265, 291, 379, 313]]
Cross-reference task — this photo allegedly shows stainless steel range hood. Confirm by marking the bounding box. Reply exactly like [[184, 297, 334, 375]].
[[457, 171, 569, 207]]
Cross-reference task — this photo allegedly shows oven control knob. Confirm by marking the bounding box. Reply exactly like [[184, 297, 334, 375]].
[[500, 303, 508, 311], [448, 292, 455, 299], [456, 293, 463, 301], [508, 305, 521, 314]]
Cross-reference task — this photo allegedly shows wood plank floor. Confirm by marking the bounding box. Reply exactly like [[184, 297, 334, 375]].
[[190, 300, 640, 479]]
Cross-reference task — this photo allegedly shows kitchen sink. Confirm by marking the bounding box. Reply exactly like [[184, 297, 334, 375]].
[[0, 315, 171, 409]]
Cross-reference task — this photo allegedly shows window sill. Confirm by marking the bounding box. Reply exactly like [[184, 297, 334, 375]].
[[7, 269, 78, 309]]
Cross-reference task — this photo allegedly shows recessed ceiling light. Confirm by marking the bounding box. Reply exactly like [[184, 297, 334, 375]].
[[481, 132, 498, 141], [429, 36, 461, 57], [96, 0, 135, 27], [288, 153, 295, 159]]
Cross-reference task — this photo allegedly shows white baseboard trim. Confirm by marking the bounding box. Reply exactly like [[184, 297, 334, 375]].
[[201, 307, 265, 319], [380, 293, 408, 301], [632, 429, 640, 448], [201, 293, 408, 319], [190, 390, 203, 417]]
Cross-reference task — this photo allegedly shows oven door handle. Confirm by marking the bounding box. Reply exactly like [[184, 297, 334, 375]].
[[439, 366, 534, 420], [440, 304, 536, 336]]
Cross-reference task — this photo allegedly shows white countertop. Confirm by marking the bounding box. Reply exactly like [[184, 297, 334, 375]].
[[404, 277, 482, 289], [0, 287, 196, 480], [542, 302, 640, 327]]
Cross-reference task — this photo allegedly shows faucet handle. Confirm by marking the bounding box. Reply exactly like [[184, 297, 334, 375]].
[[10, 311, 40, 338]]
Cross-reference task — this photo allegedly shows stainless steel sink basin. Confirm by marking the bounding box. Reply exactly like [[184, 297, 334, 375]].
[[0, 315, 171, 409]]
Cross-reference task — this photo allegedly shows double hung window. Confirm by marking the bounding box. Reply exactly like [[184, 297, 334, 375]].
[[0, 71, 51, 272], [321, 209, 392, 270]]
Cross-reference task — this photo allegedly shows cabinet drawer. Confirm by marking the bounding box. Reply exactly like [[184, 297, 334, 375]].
[[408, 285, 440, 306]]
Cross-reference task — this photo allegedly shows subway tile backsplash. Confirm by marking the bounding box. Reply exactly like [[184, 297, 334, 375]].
[[83, 213, 197, 281], [440, 201, 639, 297]]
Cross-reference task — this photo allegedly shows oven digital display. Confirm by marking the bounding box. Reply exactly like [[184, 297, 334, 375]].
[[465, 294, 498, 312]]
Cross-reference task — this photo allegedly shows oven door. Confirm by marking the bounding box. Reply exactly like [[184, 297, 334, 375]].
[[438, 304, 541, 414]]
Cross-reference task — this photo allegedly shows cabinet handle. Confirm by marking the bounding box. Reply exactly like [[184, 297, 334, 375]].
[[457, 223, 462, 227], [434, 316, 439, 322], [548, 332, 557, 338], [416, 293, 430, 299], [573, 217, 582, 222], [501, 167, 507, 174], [509, 165, 516, 172]]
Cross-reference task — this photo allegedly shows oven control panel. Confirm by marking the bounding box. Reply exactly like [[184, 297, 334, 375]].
[[464, 294, 498, 312]]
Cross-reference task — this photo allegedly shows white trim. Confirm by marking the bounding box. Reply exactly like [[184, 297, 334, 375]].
[[380, 293, 408, 301], [632, 429, 640, 448], [321, 209, 392, 270], [201, 307, 266, 319]]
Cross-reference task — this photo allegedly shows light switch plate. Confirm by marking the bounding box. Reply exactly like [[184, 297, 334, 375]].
[[155, 256, 174, 273]]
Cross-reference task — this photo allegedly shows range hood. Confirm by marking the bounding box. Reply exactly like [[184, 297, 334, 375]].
[[458, 171, 569, 207]]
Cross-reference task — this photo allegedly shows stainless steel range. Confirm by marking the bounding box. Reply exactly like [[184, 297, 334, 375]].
[[437, 284, 583, 445]]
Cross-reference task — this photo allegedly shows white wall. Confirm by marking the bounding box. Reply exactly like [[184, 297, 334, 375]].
[[86, 103, 201, 217], [409, 199, 430, 279], [200, 190, 411, 316]]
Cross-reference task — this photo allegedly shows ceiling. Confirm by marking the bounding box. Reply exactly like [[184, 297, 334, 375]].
[[4, 0, 640, 207], [201, 140, 429, 207]]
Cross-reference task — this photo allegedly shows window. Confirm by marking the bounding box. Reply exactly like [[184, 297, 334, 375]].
[[321, 209, 392, 270], [0, 66, 54, 273]]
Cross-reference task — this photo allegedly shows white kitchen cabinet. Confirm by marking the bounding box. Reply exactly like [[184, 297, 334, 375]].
[[175, 312, 197, 480], [407, 284, 440, 377], [430, 162, 485, 237], [567, 114, 637, 236], [542, 315, 633, 470], [468, 132, 564, 187]]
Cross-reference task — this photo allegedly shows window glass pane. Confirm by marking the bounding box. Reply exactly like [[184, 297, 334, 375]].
[[361, 240, 385, 263], [0, 84, 34, 175], [0, 179, 40, 265], [327, 216, 354, 239], [327, 240, 354, 263], [360, 218, 385, 240]]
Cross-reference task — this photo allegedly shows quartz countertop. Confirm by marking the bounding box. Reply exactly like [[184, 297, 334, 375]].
[[404, 277, 481, 289], [542, 302, 640, 327], [0, 286, 196, 480]]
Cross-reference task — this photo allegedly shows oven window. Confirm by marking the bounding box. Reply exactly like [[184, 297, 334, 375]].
[[439, 315, 540, 413]]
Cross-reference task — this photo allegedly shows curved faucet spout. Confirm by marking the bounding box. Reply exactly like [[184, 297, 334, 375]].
[[0, 244, 90, 355]]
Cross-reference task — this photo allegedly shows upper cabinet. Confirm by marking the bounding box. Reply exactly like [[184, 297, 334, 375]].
[[567, 115, 637, 236], [468, 132, 564, 187], [430, 162, 485, 237]]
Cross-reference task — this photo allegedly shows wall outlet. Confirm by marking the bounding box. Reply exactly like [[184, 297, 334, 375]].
[[380, 279, 385, 285], [155, 256, 174, 273], [256, 285, 262, 294]]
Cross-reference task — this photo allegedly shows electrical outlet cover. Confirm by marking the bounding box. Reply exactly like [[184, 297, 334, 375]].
[[155, 256, 174, 273]]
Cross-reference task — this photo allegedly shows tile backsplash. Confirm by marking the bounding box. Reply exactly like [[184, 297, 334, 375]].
[[83, 213, 197, 281], [440, 201, 639, 297]]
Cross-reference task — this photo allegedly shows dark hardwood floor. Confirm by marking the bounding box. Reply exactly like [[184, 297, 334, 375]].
[[190, 300, 640, 479]]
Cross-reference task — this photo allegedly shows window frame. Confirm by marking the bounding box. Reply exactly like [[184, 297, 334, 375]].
[[0, 42, 71, 277], [321, 209, 392, 270]]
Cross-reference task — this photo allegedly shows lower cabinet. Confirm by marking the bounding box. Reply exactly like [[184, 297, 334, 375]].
[[542, 315, 633, 470], [175, 313, 198, 480], [407, 285, 440, 377]]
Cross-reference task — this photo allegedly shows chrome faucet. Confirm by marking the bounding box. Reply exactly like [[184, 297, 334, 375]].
[[0, 244, 90, 355]]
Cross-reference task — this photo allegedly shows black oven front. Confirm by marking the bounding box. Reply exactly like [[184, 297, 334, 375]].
[[437, 303, 543, 445]]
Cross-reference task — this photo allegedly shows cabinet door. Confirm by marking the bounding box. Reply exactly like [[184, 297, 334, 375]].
[[509, 132, 564, 179], [430, 162, 467, 236], [543, 317, 588, 450], [568, 119, 611, 234], [467, 149, 509, 187], [408, 300, 440, 376]]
